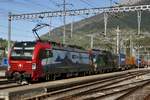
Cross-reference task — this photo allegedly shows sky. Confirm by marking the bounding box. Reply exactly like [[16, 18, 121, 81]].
[[0, 0, 119, 41]]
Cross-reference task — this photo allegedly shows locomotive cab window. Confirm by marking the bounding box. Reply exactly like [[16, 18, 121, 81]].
[[10, 42, 35, 60]]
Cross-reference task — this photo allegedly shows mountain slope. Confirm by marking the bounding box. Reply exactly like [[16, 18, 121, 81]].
[[42, 0, 150, 51]]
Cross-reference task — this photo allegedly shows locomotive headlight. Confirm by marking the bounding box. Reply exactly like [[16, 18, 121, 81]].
[[32, 63, 36, 70], [7, 64, 11, 71]]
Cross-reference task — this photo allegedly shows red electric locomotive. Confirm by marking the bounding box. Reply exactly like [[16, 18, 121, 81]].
[[6, 41, 53, 83]]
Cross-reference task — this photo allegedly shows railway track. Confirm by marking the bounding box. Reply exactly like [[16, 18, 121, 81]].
[[24, 70, 150, 100], [0, 79, 15, 85], [0, 83, 22, 90], [0, 79, 26, 90], [77, 80, 150, 100], [115, 83, 150, 100]]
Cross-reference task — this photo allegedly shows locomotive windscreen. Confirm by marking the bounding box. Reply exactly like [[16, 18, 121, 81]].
[[10, 42, 36, 60]]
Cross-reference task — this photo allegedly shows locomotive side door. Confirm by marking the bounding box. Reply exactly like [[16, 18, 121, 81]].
[[38, 49, 53, 76]]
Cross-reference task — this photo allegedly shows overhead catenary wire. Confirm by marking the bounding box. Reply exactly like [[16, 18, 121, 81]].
[[0, 0, 45, 12], [80, 0, 96, 8], [0, 31, 33, 38], [26, 0, 55, 10], [0, 24, 31, 33], [48, 0, 60, 7], [0, 0, 56, 15]]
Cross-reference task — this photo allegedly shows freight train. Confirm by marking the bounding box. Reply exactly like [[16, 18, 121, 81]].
[[5, 23, 148, 84], [6, 40, 142, 84]]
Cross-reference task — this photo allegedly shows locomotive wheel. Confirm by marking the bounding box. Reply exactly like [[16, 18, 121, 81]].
[[52, 74, 56, 80], [16, 79, 28, 85], [61, 73, 67, 79], [13, 72, 21, 81], [45, 74, 55, 81], [21, 79, 28, 85], [46, 74, 50, 81]]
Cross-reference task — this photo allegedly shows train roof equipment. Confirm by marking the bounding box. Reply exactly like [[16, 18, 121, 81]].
[[32, 23, 50, 41]]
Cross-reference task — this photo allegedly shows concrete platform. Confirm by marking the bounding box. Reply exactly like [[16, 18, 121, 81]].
[[0, 68, 149, 100]]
